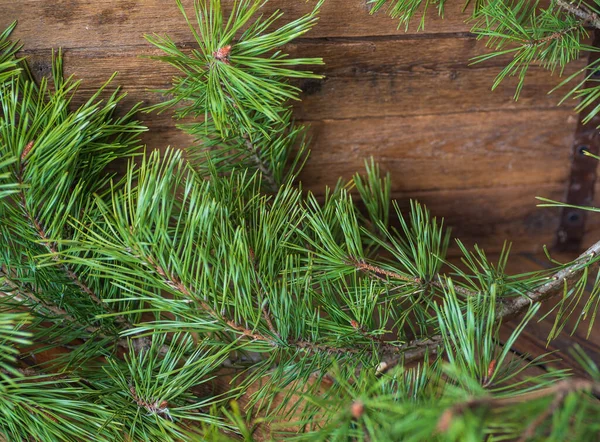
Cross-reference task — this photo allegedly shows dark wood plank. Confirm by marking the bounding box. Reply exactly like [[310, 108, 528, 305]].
[[4, 1, 582, 255], [141, 109, 575, 192], [393, 184, 564, 255], [21, 37, 582, 122], [298, 110, 575, 191], [1, 0, 475, 51], [580, 181, 600, 250]]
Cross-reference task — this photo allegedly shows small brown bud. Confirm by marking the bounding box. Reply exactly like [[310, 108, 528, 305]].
[[213, 45, 232, 63], [350, 319, 360, 329], [487, 359, 496, 379], [437, 408, 453, 432], [376, 361, 388, 374], [351, 400, 364, 419], [21, 140, 34, 161]]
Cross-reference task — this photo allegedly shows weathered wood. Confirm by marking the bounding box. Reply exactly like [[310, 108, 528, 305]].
[[391, 183, 564, 254], [22, 37, 581, 121], [579, 180, 600, 250], [141, 110, 575, 191], [140, 110, 572, 256], [2, 0, 474, 51]]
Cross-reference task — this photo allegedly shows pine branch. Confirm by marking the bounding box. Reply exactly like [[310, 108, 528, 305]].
[[378, 238, 600, 371], [0, 266, 142, 354], [556, 0, 600, 29], [0, 21, 21, 84], [17, 180, 132, 329], [353, 257, 480, 297], [145, 0, 324, 139], [146, 253, 376, 357], [437, 378, 600, 433], [243, 136, 278, 192], [497, 237, 600, 319], [146, 254, 275, 344], [1, 265, 79, 322], [517, 390, 567, 442]]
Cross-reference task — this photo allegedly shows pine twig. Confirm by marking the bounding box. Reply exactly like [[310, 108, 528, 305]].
[[381, 238, 600, 369], [377, 336, 444, 374], [1, 265, 83, 322], [243, 137, 278, 192], [437, 378, 599, 434], [556, 0, 600, 29], [146, 254, 383, 357], [146, 254, 276, 345], [526, 23, 582, 46], [16, 169, 132, 329], [0, 266, 137, 350], [496, 238, 600, 319], [517, 391, 567, 442], [353, 257, 480, 297], [431, 275, 479, 297], [351, 258, 421, 283]]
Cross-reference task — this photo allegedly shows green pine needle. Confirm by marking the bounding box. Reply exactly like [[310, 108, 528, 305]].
[[145, 0, 324, 139]]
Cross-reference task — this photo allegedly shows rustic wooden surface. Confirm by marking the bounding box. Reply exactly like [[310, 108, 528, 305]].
[[1, 0, 594, 256]]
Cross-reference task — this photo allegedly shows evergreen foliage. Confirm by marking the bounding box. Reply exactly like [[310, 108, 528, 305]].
[[145, 0, 322, 190], [370, 0, 600, 125], [3, 0, 600, 440]]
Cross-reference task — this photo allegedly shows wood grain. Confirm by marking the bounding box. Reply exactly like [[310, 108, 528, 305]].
[[141, 109, 575, 191], [2, 0, 474, 51], [21, 37, 580, 121]]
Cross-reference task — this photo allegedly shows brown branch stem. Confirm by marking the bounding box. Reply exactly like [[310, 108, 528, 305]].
[[556, 0, 600, 30], [146, 254, 407, 358], [380, 238, 600, 369], [517, 391, 567, 442], [351, 258, 421, 283], [0, 266, 136, 350], [16, 174, 131, 328], [146, 255, 276, 345], [437, 378, 599, 434], [1, 265, 81, 322], [243, 137, 278, 192], [496, 238, 600, 319]]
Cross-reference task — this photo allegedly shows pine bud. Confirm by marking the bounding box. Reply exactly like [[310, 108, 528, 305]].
[[213, 45, 232, 64], [351, 400, 365, 419], [21, 140, 34, 161]]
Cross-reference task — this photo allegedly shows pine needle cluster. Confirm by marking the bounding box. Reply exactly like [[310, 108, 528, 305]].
[[2, 0, 600, 441], [371, 0, 600, 125]]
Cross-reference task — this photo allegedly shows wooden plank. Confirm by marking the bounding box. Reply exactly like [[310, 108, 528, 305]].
[[392, 184, 564, 255], [21, 37, 581, 122], [1, 0, 475, 51], [118, 119, 567, 254], [141, 109, 576, 192], [579, 179, 600, 251], [5, 2, 582, 255], [294, 68, 570, 121], [298, 110, 575, 191]]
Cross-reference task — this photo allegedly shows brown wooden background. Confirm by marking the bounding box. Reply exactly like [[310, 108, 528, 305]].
[[2, 0, 599, 255]]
